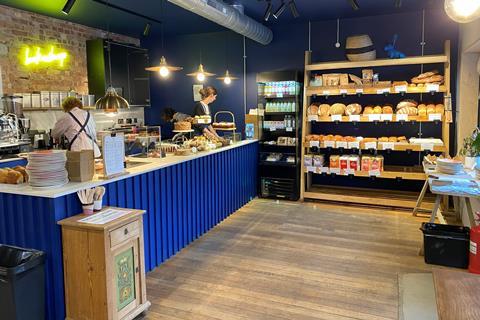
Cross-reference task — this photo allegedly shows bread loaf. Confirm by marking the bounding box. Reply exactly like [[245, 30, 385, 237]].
[[426, 104, 436, 115], [396, 106, 418, 115], [0, 169, 8, 183], [373, 106, 382, 114], [397, 99, 418, 110], [435, 104, 445, 114], [307, 104, 319, 115], [363, 106, 374, 115], [318, 104, 330, 117], [382, 106, 393, 114], [330, 103, 346, 115], [13, 166, 28, 183], [345, 103, 362, 115], [6, 170, 23, 184]]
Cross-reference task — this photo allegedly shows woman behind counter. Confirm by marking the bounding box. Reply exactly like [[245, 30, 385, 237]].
[[52, 97, 101, 157], [193, 86, 223, 140]]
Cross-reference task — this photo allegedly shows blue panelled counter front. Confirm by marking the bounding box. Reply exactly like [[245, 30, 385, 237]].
[[0, 140, 258, 319]]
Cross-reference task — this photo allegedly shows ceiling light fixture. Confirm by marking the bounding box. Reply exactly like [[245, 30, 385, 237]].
[[394, 0, 402, 8], [289, 0, 299, 18], [61, 0, 76, 15], [217, 70, 239, 85], [143, 23, 151, 37], [187, 64, 215, 82], [263, 0, 273, 21], [273, 1, 287, 19], [145, 56, 183, 78], [444, 0, 480, 23], [348, 0, 360, 10]]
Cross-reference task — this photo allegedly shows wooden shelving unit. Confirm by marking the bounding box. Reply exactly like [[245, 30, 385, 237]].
[[300, 41, 452, 208]]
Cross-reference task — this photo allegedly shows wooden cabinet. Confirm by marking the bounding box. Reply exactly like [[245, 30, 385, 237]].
[[58, 207, 150, 320]]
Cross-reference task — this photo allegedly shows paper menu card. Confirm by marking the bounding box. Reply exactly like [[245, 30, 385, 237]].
[[78, 208, 131, 225], [102, 134, 125, 178]]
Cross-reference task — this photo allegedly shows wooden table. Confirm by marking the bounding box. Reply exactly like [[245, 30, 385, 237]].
[[433, 268, 480, 320]]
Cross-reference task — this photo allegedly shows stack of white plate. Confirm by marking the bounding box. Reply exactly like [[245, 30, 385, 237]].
[[27, 150, 68, 188], [436, 158, 464, 175]]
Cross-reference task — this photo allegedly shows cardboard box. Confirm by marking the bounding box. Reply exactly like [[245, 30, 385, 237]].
[[245, 114, 263, 140], [66, 150, 94, 182]]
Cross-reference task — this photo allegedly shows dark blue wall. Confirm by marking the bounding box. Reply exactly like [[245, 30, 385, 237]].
[[143, 9, 458, 141]]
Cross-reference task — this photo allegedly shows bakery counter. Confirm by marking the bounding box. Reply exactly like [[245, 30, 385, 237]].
[[0, 140, 259, 320]]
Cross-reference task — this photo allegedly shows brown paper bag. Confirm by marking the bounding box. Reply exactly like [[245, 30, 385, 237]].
[[66, 150, 94, 182]]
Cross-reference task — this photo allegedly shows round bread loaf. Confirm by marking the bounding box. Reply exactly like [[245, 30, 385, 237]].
[[435, 104, 445, 114], [307, 104, 319, 115], [397, 99, 418, 110], [426, 104, 436, 114], [396, 106, 418, 115], [363, 106, 374, 115], [382, 106, 393, 114], [373, 106, 383, 114], [345, 103, 362, 115], [330, 103, 346, 115], [318, 104, 330, 117]]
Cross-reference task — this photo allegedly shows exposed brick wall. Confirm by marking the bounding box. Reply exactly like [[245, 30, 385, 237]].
[[0, 5, 140, 95]]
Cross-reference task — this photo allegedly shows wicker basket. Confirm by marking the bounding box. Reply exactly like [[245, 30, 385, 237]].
[[345, 35, 376, 62]]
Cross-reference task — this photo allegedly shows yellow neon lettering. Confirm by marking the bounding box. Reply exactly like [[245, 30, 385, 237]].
[[24, 46, 68, 67]]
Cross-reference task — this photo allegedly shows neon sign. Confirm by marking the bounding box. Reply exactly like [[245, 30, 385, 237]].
[[22, 46, 68, 67]]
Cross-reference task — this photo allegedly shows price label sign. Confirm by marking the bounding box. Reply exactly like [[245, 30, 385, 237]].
[[428, 113, 442, 121], [426, 83, 440, 92], [396, 114, 409, 121], [330, 167, 341, 174], [322, 90, 330, 96], [368, 114, 381, 122], [368, 169, 381, 177], [348, 141, 360, 149], [349, 115, 361, 122], [308, 115, 319, 122], [421, 143, 435, 151], [324, 141, 335, 148], [307, 166, 315, 173], [270, 127, 276, 132], [339, 89, 348, 95], [277, 93, 284, 98], [364, 142, 377, 149], [197, 119, 206, 124], [320, 167, 330, 173], [381, 142, 395, 150], [286, 127, 293, 132], [331, 115, 342, 122], [376, 88, 390, 94], [344, 168, 355, 175], [336, 141, 348, 148], [381, 114, 393, 121], [356, 88, 364, 94], [394, 85, 407, 93], [309, 141, 320, 148]]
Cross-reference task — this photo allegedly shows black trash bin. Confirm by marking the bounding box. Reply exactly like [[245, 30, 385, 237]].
[[420, 222, 470, 268], [0, 244, 45, 320]]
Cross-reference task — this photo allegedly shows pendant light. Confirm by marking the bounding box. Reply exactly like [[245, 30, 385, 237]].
[[95, 1, 129, 113], [145, 0, 183, 78], [187, 64, 215, 82], [445, 0, 480, 23], [217, 33, 238, 85]]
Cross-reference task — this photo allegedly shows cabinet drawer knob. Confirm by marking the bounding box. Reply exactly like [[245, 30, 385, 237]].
[[124, 228, 129, 235]]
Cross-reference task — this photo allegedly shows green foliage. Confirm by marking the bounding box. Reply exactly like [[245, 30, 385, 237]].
[[460, 129, 480, 157]]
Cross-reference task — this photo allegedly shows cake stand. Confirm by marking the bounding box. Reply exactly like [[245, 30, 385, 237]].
[[213, 111, 237, 143]]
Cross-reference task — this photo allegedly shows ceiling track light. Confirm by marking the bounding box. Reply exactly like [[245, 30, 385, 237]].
[[61, 0, 76, 15], [273, 1, 287, 19], [348, 0, 360, 10], [289, 0, 299, 18], [143, 22, 151, 37], [263, 0, 272, 21], [394, 0, 402, 8]]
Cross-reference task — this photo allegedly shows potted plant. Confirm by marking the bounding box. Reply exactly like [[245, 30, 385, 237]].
[[459, 129, 480, 169]]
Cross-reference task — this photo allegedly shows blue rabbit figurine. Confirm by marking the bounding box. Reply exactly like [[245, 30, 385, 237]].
[[385, 34, 406, 59]]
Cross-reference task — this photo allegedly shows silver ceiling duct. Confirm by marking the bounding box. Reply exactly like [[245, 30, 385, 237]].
[[168, 0, 273, 45]]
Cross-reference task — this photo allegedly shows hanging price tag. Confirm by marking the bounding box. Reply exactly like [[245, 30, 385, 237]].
[[324, 141, 335, 148], [381, 114, 393, 121], [421, 143, 435, 151], [381, 142, 395, 150], [356, 88, 364, 94], [336, 141, 348, 148], [348, 141, 360, 149], [319, 167, 329, 173], [364, 142, 377, 149], [376, 88, 390, 94], [368, 114, 381, 122], [330, 167, 341, 174], [307, 166, 315, 173], [339, 89, 348, 95], [368, 169, 381, 177], [428, 113, 442, 121], [344, 168, 355, 175], [322, 90, 330, 96], [270, 127, 276, 131], [308, 115, 319, 122], [426, 83, 440, 92], [394, 85, 407, 93], [309, 141, 320, 148], [331, 114, 342, 122], [286, 127, 293, 132], [396, 114, 409, 121], [349, 115, 361, 122]]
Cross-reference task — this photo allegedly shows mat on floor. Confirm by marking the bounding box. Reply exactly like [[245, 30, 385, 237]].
[[399, 273, 438, 320]]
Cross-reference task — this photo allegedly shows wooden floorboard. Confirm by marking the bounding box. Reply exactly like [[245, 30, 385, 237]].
[[141, 198, 432, 320]]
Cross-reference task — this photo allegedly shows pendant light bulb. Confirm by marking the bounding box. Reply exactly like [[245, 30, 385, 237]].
[[224, 76, 232, 85], [445, 0, 480, 23], [197, 72, 205, 82], [159, 66, 170, 77]]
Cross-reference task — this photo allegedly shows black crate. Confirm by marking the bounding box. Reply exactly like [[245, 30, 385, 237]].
[[420, 223, 470, 269]]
